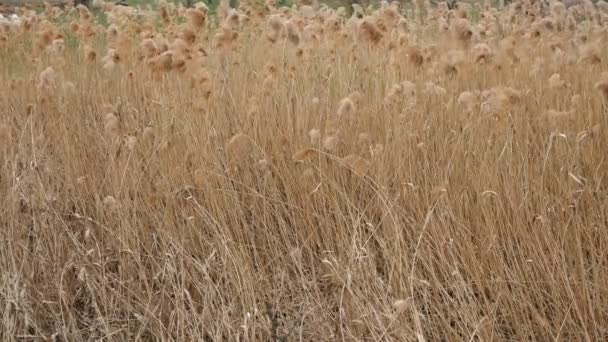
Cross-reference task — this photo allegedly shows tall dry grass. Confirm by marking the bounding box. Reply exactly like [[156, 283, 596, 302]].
[[1, 0, 608, 340]]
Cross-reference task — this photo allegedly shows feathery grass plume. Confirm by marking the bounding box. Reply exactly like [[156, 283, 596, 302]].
[[180, 27, 196, 45], [441, 49, 465, 75], [84, 45, 96, 63], [262, 73, 277, 93], [213, 27, 238, 50], [437, 15, 449, 32], [382, 2, 401, 27], [357, 132, 371, 152], [371, 143, 384, 158], [104, 112, 119, 137], [359, 19, 383, 45], [142, 126, 155, 144], [480, 87, 521, 114], [548, 73, 566, 89], [337, 97, 355, 118], [266, 14, 284, 43], [148, 51, 173, 72], [102, 49, 120, 70], [393, 299, 411, 313], [141, 38, 157, 59], [309, 128, 321, 145], [102, 195, 116, 210], [540, 17, 556, 31], [217, 0, 232, 21], [500, 87, 523, 106], [50, 38, 64, 54], [499, 36, 520, 64], [126, 136, 137, 150], [36, 27, 54, 51], [80, 24, 97, 40], [342, 154, 370, 176], [69, 21, 79, 33], [596, 72, 608, 100], [322, 136, 339, 151], [158, 1, 171, 25], [452, 18, 473, 45], [424, 81, 446, 96], [472, 43, 494, 64], [62, 81, 76, 94], [300, 167, 318, 192], [458, 91, 478, 112], [226, 133, 251, 160], [193, 168, 205, 187], [285, 20, 301, 46], [293, 148, 317, 162], [170, 39, 189, 56], [550, 0, 567, 19], [37, 66, 56, 91], [107, 24, 119, 40], [384, 83, 403, 104], [186, 7, 207, 30], [76, 4, 92, 21], [405, 45, 424, 66], [578, 43, 602, 65], [223, 9, 241, 30], [401, 80, 416, 97], [255, 159, 271, 174], [550, 47, 568, 66]]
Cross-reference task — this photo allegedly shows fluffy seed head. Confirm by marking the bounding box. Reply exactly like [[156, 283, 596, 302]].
[[193, 168, 205, 187], [38, 66, 56, 90], [285, 20, 301, 46], [126, 136, 137, 150], [141, 39, 157, 58], [186, 8, 207, 29], [104, 113, 119, 137], [84, 45, 96, 63], [309, 129, 321, 145], [142, 126, 155, 143], [323, 136, 339, 151], [337, 97, 355, 117], [293, 148, 317, 162], [226, 133, 251, 160], [548, 73, 566, 89], [342, 154, 371, 176], [453, 18, 473, 44], [578, 44, 602, 65], [458, 91, 478, 112], [268, 15, 284, 33], [103, 195, 116, 209], [393, 299, 410, 312], [359, 19, 383, 45], [472, 43, 493, 64]]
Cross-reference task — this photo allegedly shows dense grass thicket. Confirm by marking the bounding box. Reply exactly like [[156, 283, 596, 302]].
[[1, 0, 608, 340]]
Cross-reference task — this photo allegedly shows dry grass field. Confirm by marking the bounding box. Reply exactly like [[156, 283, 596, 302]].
[[1, 0, 608, 340]]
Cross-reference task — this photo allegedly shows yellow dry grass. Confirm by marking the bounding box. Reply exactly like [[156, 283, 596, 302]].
[[1, 0, 608, 340]]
